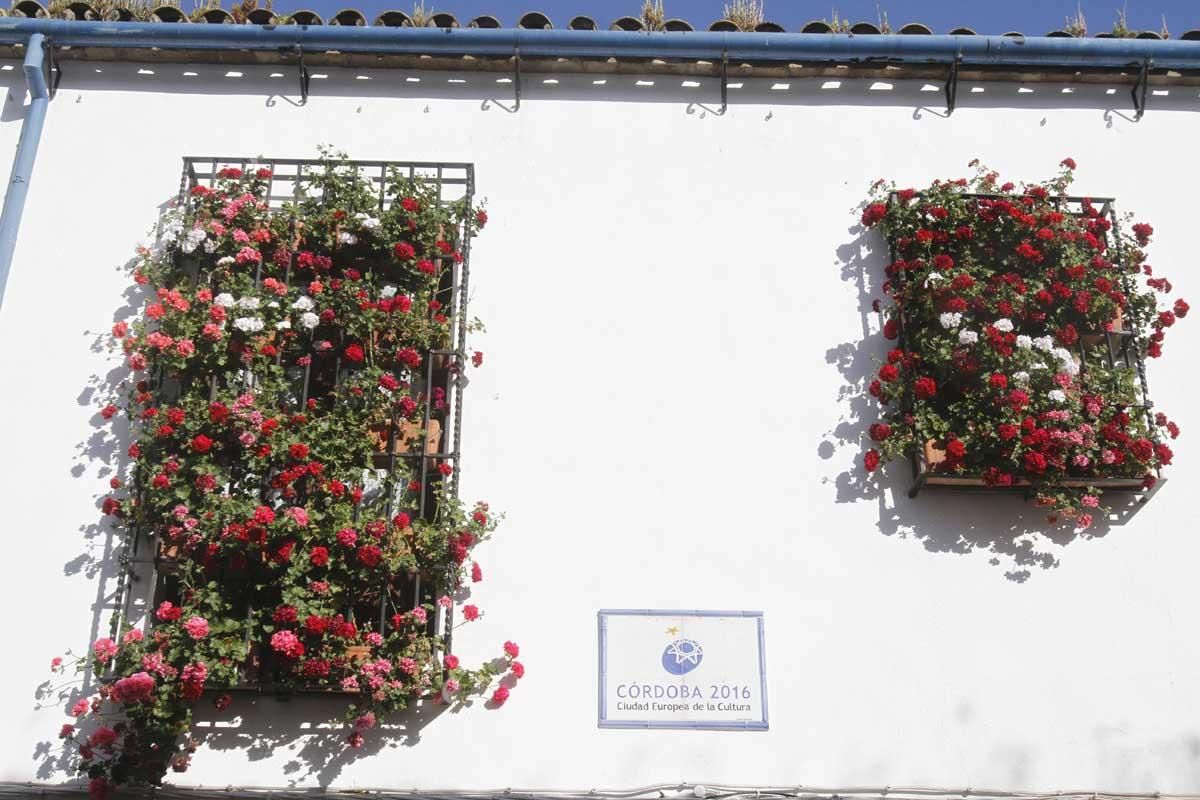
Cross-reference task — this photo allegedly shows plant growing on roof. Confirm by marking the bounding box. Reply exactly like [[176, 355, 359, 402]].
[[859, 158, 1186, 527], [1111, 6, 1136, 38], [823, 9, 852, 33], [640, 0, 666, 31], [722, 0, 763, 31], [408, 0, 433, 27], [1063, 4, 1087, 37], [227, 0, 270, 23], [51, 150, 517, 796]]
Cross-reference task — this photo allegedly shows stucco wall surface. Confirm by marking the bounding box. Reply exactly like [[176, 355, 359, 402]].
[[0, 64, 1197, 792]]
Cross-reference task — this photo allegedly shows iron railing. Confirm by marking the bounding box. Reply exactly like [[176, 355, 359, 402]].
[[110, 157, 476, 693], [880, 192, 1163, 500]]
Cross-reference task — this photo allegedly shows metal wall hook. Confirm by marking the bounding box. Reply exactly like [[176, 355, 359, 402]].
[[718, 50, 728, 115], [287, 45, 310, 105], [42, 37, 60, 100], [945, 54, 961, 115], [513, 45, 521, 111], [1132, 58, 1151, 119]]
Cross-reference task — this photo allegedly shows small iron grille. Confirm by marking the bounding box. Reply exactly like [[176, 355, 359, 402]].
[[882, 193, 1162, 500]]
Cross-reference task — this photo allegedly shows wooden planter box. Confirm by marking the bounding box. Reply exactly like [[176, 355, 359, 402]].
[[911, 438, 1157, 497], [369, 418, 442, 458]]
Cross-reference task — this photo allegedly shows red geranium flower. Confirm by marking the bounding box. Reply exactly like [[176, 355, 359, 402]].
[[914, 376, 937, 400]]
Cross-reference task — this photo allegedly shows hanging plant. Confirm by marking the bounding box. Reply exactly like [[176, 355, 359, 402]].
[[51, 150, 519, 796], [860, 158, 1186, 526]]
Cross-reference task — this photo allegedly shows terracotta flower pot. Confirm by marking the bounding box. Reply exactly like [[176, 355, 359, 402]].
[[243, 642, 262, 684], [369, 418, 442, 456], [1080, 308, 1125, 348], [156, 539, 182, 573], [346, 645, 372, 663], [923, 439, 947, 469], [920, 438, 991, 487]]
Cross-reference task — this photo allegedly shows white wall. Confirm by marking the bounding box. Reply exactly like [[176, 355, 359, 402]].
[[1, 62, 1199, 792]]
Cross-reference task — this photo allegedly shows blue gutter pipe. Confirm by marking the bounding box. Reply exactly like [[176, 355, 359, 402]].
[[0, 20, 1196, 70], [0, 26, 1188, 312], [0, 32, 48, 314]]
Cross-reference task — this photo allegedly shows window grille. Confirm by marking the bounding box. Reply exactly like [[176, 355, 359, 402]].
[[109, 157, 476, 693], [883, 192, 1162, 500]]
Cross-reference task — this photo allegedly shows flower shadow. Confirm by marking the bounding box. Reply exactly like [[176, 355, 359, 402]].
[[820, 218, 1150, 582], [193, 693, 449, 786], [34, 200, 178, 783]]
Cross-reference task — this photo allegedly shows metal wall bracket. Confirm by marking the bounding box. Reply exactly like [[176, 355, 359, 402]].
[[513, 46, 521, 111], [1132, 58, 1151, 120], [292, 45, 310, 105], [42, 38, 60, 100], [718, 50, 728, 115], [945, 55, 961, 115]]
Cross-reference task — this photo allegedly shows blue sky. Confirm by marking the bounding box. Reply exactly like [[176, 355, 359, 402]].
[[293, 0, 1198, 35]]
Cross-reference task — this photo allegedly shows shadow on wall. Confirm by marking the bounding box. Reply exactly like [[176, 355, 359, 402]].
[[31, 252, 153, 782], [188, 693, 447, 785], [819, 215, 1149, 583], [31, 193, 178, 781], [37, 65, 1200, 118], [29, 191, 516, 787], [187, 661, 514, 785]]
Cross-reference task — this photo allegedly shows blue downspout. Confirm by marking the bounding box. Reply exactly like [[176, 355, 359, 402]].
[[0, 32, 48, 313]]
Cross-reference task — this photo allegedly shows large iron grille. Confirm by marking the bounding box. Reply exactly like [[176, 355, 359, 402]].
[[110, 157, 476, 693], [885, 193, 1163, 500]]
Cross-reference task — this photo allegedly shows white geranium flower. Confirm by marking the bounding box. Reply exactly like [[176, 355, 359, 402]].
[[1033, 335, 1055, 352], [1048, 389, 1067, 403], [291, 296, 314, 311], [380, 285, 398, 299], [235, 296, 260, 310], [203, 238, 218, 253], [1032, 361, 1048, 370], [180, 227, 207, 254], [233, 316, 264, 333], [1060, 358, 1080, 377], [924, 272, 945, 288], [1052, 347, 1074, 364], [217, 256, 235, 267], [160, 217, 183, 244], [958, 329, 979, 345], [299, 312, 320, 330], [939, 312, 962, 329], [994, 318, 1014, 332], [355, 213, 382, 230], [1016, 335, 1033, 350], [214, 293, 235, 308], [267, 301, 280, 309], [275, 320, 292, 330], [338, 232, 358, 245], [1013, 371, 1030, 385]]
